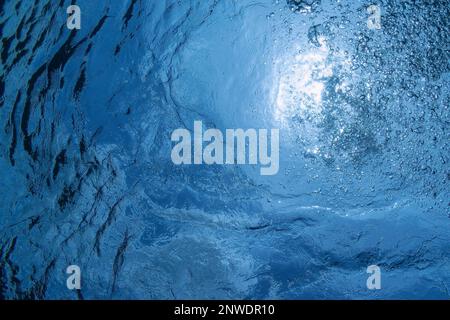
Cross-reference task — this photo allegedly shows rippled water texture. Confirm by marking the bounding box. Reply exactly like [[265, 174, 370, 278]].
[[0, 0, 449, 299]]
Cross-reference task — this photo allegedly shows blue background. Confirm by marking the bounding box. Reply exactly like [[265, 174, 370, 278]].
[[0, 0, 449, 299]]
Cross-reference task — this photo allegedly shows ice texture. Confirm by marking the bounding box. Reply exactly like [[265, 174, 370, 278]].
[[0, 0, 449, 299]]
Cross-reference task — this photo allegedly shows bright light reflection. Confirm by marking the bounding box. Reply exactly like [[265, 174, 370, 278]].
[[274, 36, 332, 125]]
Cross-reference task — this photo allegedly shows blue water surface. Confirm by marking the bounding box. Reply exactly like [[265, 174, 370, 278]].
[[0, 0, 449, 299]]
